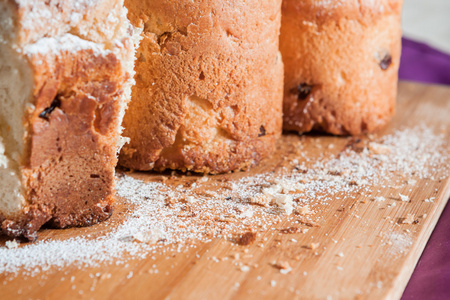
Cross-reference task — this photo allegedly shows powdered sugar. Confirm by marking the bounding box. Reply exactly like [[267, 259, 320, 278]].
[[0, 125, 447, 275]]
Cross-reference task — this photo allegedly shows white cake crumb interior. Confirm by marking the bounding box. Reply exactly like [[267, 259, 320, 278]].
[[0, 43, 33, 215]]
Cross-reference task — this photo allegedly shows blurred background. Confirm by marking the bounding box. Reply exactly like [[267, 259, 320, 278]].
[[403, 0, 450, 52], [400, 0, 450, 85]]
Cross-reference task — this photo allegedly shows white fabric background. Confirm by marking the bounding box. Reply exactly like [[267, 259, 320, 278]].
[[402, 0, 450, 53]]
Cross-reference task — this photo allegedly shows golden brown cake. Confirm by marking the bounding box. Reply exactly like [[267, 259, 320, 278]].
[[120, 0, 284, 174], [0, 0, 139, 240], [280, 0, 403, 135]]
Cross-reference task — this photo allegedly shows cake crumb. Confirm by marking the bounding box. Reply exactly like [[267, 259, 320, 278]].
[[402, 214, 415, 224], [309, 243, 320, 250], [5, 240, 19, 249], [199, 176, 209, 183], [407, 179, 417, 186], [248, 194, 270, 207], [374, 196, 386, 202], [133, 229, 165, 244], [240, 265, 250, 272], [369, 142, 391, 155], [272, 261, 292, 272], [280, 227, 301, 234], [399, 194, 409, 202], [296, 205, 313, 215], [237, 232, 257, 246]]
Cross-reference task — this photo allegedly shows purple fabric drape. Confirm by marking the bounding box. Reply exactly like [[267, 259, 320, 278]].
[[399, 37, 450, 300], [399, 37, 450, 85]]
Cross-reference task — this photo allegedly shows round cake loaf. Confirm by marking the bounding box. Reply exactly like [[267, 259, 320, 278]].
[[280, 0, 403, 135], [120, 0, 284, 173]]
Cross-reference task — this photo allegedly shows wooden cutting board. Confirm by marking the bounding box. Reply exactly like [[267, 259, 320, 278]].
[[1, 81, 449, 300]]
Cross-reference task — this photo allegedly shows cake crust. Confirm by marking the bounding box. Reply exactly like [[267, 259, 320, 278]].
[[280, 0, 403, 135], [120, 0, 284, 174], [0, 0, 137, 240], [1, 41, 129, 240]]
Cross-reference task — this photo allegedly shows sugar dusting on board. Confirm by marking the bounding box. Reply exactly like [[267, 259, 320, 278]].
[[0, 125, 448, 275]]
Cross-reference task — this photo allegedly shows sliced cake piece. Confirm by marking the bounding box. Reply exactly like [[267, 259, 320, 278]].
[[0, 0, 139, 240]]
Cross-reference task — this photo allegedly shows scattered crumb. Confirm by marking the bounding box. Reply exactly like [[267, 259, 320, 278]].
[[248, 194, 270, 207], [369, 142, 391, 155], [270, 280, 277, 287], [399, 194, 410, 202], [199, 176, 209, 183], [132, 229, 165, 244], [402, 214, 415, 224], [309, 243, 320, 250], [407, 179, 417, 186], [296, 205, 313, 215], [126, 271, 133, 279], [272, 261, 292, 271], [272, 261, 293, 274], [374, 196, 386, 202], [271, 194, 294, 215], [280, 268, 292, 275], [280, 227, 301, 234], [240, 265, 250, 272], [237, 232, 257, 246], [5, 240, 19, 249], [185, 196, 197, 204]]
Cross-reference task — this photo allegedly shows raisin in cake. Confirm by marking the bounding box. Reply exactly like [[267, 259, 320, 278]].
[[280, 0, 403, 135], [120, 0, 284, 174], [0, 0, 139, 240]]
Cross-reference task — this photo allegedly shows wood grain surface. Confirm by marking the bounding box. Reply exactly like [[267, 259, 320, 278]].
[[1, 81, 449, 300]]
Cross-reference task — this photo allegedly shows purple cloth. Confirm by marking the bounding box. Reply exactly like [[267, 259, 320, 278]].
[[399, 38, 450, 85], [400, 37, 450, 299], [402, 204, 450, 299]]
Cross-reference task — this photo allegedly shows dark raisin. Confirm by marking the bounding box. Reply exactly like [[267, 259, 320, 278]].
[[380, 54, 392, 70], [258, 125, 266, 137], [291, 83, 312, 100], [39, 98, 61, 120]]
